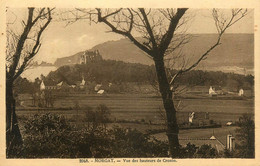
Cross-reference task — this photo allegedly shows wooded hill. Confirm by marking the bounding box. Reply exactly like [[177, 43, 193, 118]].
[[47, 59, 254, 90]]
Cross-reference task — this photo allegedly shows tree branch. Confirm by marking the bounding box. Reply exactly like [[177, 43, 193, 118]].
[[96, 8, 152, 56], [8, 8, 35, 78], [14, 8, 52, 80], [139, 8, 157, 49], [169, 8, 248, 85], [159, 8, 188, 55]]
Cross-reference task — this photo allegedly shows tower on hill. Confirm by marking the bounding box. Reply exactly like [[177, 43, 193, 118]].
[[80, 50, 102, 64]]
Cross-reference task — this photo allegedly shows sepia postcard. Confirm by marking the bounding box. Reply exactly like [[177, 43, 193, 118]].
[[0, 0, 259, 165]]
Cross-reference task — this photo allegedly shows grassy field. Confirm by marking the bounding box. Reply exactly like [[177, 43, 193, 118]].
[[17, 94, 254, 125], [16, 93, 253, 148]]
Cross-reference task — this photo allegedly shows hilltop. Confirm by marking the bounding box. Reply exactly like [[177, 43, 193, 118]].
[[54, 33, 254, 74]]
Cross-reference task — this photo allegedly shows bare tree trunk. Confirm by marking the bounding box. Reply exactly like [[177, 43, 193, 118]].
[[153, 56, 180, 157], [6, 79, 23, 156]]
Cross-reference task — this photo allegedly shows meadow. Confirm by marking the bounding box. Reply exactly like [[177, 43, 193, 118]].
[[16, 93, 254, 148], [17, 93, 254, 126]]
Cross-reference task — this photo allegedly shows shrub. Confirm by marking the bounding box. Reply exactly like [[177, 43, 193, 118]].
[[108, 127, 168, 157], [84, 104, 111, 130], [179, 143, 198, 158], [9, 113, 93, 158], [9, 113, 169, 158], [234, 113, 255, 158], [9, 112, 226, 158], [193, 144, 219, 158]]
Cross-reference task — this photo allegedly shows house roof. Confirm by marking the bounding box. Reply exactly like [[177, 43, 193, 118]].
[[43, 80, 57, 86], [57, 81, 70, 86], [57, 81, 63, 86], [210, 86, 222, 91], [179, 137, 225, 152], [95, 84, 102, 91]]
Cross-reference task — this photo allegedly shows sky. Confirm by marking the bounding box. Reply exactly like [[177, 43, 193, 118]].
[[6, 8, 254, 64]]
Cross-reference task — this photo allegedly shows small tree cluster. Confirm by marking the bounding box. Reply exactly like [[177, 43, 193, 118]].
[[84, 104, 111, 130]]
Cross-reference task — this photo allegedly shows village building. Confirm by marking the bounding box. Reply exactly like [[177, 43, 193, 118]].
[[79, 77, 86, 89], [95, 84, 102, 91], [188, 112, 210, 126], [80, 50, 102, 64], [56, 81, 75, 93], [57, 81, 70, 90], [40, 80, 57, 90], [238, 88, 244, 96], [209, 86, 216, 95], [179, 134, 235, 153], [97, 89, 105, 94], [209, 86, 224, 97], [179, 135, 226, 153]]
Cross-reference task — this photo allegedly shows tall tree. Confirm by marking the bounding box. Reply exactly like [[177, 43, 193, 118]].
[[6, 7, 52, 155], [66, 8, 248, 157], [235, 114, 255, 158]]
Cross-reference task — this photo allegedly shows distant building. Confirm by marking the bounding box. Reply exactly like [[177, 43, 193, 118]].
[[188, 112, 210, 126], [79, 77, 86, 89], [179, 135, 225, 153], [209, 86, 223, 96], [57, 81, 70, 90], [209, 86, 216, 95], [189, 112, 195, 123], [40, 81, 45, 91], [54, 49, 103, 67], [80, 50, 102, 64], [95, 84, 102, 91], [40, 79, 75, 92], [238, 88, 244, 96], [226, 121, 233, 126], [97, 89, 105, 94], [40, 80, 57, 91]]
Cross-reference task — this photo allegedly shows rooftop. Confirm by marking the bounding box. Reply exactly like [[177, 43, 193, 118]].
[[179, 136, 225, 152]]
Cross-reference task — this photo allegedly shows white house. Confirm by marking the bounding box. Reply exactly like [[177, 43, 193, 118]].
[[40, 80, 57, 90], [189, 112, 195, 123], [40, 81, 46, 91], [79, 77, 86, 89], [209, 86, 216, 95], [57, 81, 63, 87], [238, 88, 244, 96], [95, 84, 102, 91], [80, 78, 86, 86], [97, 89, 105, 94]]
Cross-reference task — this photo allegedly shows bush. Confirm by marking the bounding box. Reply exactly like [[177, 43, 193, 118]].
[[193, 144, 219, 158], [9, 113, 169, 158], [179, 143, 198, 158], [11, 113, 93, 158], [108, 127, 168, 157], [84, 104, 111, 130], [9, 112, 227, 158]]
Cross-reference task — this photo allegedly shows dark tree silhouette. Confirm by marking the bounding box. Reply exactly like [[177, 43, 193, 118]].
[[6, 7, 52, 155]]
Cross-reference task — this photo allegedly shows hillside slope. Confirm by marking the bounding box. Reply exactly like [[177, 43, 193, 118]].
[[54, 33, 254, 74]]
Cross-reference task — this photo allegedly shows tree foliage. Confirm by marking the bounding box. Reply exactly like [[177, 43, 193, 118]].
[[43, 60, 254, 91], [9, 113, 169, 158], [235, 114, 255, 158]]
